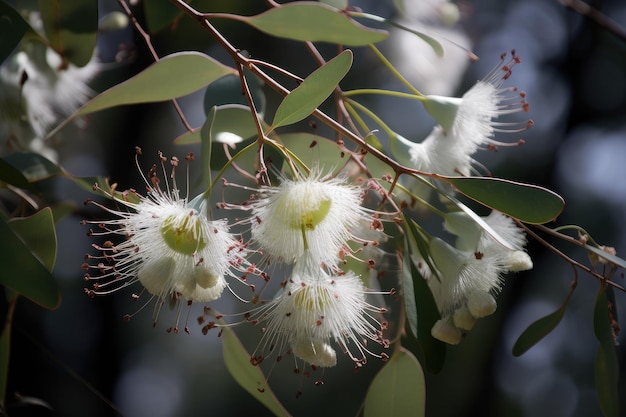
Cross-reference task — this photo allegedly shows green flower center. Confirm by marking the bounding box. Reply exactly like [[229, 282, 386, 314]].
[[293, 285, 332, 312], [161, 213, 206, 255], [288, 198, 331, 230]]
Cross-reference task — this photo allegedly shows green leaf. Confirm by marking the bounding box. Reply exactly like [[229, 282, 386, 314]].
[[353, 12, 444, 56], [221, 327, 291, 417], [203, 72, 266, 117], [3, 152, 62, 182], [364, 348, 425, 417], [445, 195, 515, 250], [176, 104, 260, 146], [0, 1, 32, 65], [443, 176, 565, 224], [585, 244, 626, 270], [242, 2, 388, 46], [144, 1, 184, 33], [404, 218, 446, 374], [279, 133, 347, 174], [320, 0, 348, 9], [8, 208, 57, 272], [271, 50, 352, 129], [593, 286, 620, 417], [75, 52, 235, 116], [0, 213, 60, 309], [512, 304, 566, 356], [39, 0, 98, 67], [0, 157, 36, 191], [0, 312, 10, 406]]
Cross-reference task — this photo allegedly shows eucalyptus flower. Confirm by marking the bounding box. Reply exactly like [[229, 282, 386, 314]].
[[83, 149, 250, 327], [390, 51, 532, 199], [249, 169, 381, 268], [425, 211, 532, 344], [249, 256, 390, 369]]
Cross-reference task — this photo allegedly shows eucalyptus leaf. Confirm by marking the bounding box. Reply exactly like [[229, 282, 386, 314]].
[[8, 207, 57, 271], [203, 72, 266, 117], [278, 133, 347, 174], [144, 0, 183, 33], [271, 50, 352, 129], [0, 157, 36, 191], [352, 12, 444, 56], [3, 152, 61, 182], [221, 327, 291, 417], [0, 1, 35, 65], [593, 286, 620, 417], [405, 219, 446, 374], [512, 303, 566, 356], [320, 0, 348, 9], [443, 176, 565, 224], [0, 214, 60, 309], [364, 348, 425, 417], [75, 52, 235, 116], [585, 244, 626, 270], [242, 2, 388, 46], [445, 195, 515, 250], [39, 0, 98, 67]]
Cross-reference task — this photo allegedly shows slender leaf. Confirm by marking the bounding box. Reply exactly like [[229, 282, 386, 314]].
[[75, 52, 235, 116], [144, 0, 183, 33], [404, 219, 446, 374], [353, 12, 444, 56], [364, 348, 425, 417], [203, 72, 266, 116], [271, 50, 352, 129], [39, 0, 98, 67], [279, 133, 347, 173], [443, 176, 565, 224], [0, 215, 60, 309], [242, 2, 388, 46], [0, 1, 35, 65], [176, 105, 260, 146], [0, 158, 36, 191], [221, 327, 291, 417], [8, 208, 57, 271], [320, 0, 348, 9], [585, 244, 626, 270], [512, 304, 566, 356], [593, 286, 620, 417], [3, 152, 62, 182], [402, 238, 418, 339], [445, 195, 515, 250], [0, 297, 13, 406]]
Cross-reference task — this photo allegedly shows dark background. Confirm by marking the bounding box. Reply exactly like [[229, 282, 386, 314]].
[[3, 0, 626, 416]]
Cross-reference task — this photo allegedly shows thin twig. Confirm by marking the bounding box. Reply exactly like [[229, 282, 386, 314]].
[[560, 0, 626, 44], [520, 222, 625, 291], [117, 0, 194, 132]]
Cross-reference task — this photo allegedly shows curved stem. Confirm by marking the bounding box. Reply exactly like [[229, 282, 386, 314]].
[[117, 0, 193, 132], [169, 0, 426, 179]]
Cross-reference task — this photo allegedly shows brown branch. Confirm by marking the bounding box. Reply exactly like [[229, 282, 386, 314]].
[[168, 0, 419, 179], [520, 222, 625, 292], [559, 0, 626, 43], [117, 0, 194, 132]]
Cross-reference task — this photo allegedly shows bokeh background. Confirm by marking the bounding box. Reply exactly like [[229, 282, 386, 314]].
[[3, 0, 626, 416]]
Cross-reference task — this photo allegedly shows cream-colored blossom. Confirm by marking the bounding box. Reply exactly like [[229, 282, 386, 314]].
[[249, 170, 378, 268], [249, 257, 389, 368], [83, 150, 250, 324]]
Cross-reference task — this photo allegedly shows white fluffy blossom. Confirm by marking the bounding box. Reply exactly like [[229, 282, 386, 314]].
[[425, 210, 532, 344], [249, 170, 379, 268], [83, 150, 250, 325], [249, 257, 389, 368], [390, 52, 532, 198], [0, 14, 100, 161]]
